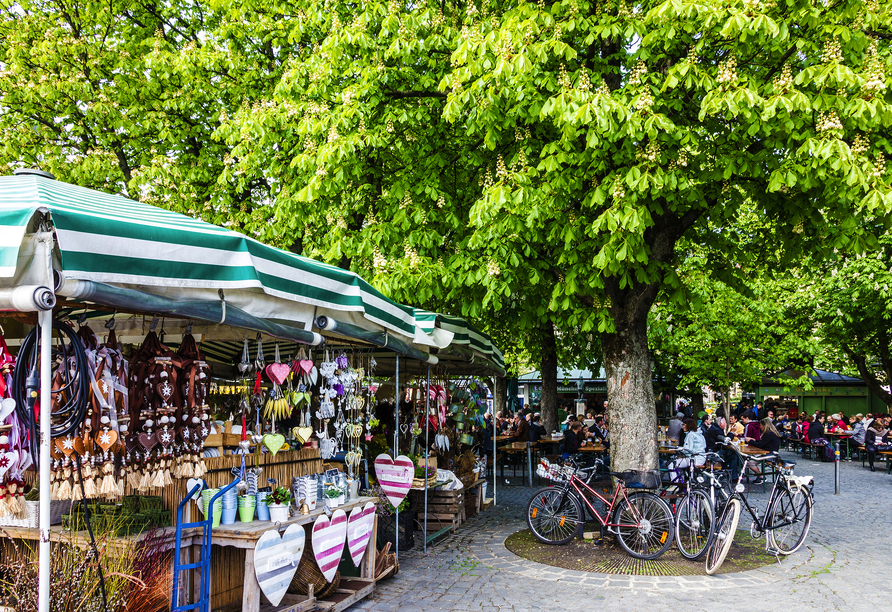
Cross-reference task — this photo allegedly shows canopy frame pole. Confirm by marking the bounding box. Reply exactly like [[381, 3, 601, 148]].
[[423, 365, 430, 554], [37, 231, 53, 612], [394, 353, 400, 561]]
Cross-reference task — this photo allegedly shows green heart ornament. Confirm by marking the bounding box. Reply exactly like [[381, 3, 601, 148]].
[[262, 433, 286, 456]]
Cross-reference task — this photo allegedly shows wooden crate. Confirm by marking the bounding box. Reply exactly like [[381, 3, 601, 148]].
[[409, 488, 463, 532], [315, 578, 375, 612]]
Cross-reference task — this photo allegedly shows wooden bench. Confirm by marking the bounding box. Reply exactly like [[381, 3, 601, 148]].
[[798, 442, 823, 461]]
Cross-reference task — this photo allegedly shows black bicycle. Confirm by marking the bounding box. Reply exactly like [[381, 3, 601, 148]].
[[705, 443, 814, 574]]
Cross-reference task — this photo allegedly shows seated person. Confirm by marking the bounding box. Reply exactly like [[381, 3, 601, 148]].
[[671, 418, 707, 469], [529, 414, 546, 443], [561, 422, 583, 458], [744, 418, 782, 484]]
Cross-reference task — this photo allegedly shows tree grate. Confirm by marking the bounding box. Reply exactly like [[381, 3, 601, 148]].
[[579, 557, 706, 576]]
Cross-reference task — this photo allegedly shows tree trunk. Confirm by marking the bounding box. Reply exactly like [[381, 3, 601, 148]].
[[493, 376, 507, 417], [540, 320, 559, 434], [690, 391, 704, 416], [603, 316, 657, 471]]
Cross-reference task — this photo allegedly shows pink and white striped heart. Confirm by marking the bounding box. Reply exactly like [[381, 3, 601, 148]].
[[347, 502, 376, 566], [312, 509, 347, 582], [374, 454, 414, 508]]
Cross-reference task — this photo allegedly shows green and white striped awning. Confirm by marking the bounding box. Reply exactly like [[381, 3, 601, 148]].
[[0, 173, 415, 339], [0, 172, 504, 372]]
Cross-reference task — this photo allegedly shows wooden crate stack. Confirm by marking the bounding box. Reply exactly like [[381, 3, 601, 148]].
[[409, 488, 464, 533]]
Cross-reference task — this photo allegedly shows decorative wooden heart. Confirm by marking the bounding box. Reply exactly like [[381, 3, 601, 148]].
[[309, 367, 318, 386], [157, 380, 174, 403], [156, 428, 175, 447], [0, 397, 15, 421], [262, 433, 285, 456], [193, 423, 210, 443], [353, 396, 365, 411], [95, 429, 118, 453], [254, 524, 306, 606], [50, 442, 62, 460], [138, 432, 158, 452], [0, 451, 19, 480], [185, 478, 203, 499], [178, 426, 191, 443], [319, 437, 337, 460], [296, 360, 313, 376], [72, 436, 86, 455], [312, 510, 347, 582], [292, 427, 313, 444], [266, 363, 290, 386], [347, 502, 376, 567], [373, 454, 414, 508], [55, 436, 74, 457]]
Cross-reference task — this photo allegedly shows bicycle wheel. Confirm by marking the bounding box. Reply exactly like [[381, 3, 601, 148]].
[[705, 497, 741, 575], [675, 488, 715, 560], [767, 486, 813, 555], [613, 492, 674, 560], [527, 487, 583, 545]]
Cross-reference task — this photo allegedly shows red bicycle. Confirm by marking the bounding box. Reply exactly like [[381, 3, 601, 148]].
[[528, 458, 675, 559]]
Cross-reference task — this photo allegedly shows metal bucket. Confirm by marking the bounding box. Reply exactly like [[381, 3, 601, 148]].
[[455, 412, 466, 423], [460, 433, 474, 446]]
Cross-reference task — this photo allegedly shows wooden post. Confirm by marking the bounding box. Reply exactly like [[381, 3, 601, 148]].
[[362, 514, 378, 580], [242, 547, 262, 612]]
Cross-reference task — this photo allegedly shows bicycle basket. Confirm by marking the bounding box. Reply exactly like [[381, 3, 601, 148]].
[[617, 469, 661, 489], [537, 458, 574, 483]]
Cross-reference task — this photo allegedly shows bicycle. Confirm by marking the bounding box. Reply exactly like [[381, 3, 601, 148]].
[[529, 457, 675, 560], [667, 449, 731, 560], [704, 442, 814, 574]]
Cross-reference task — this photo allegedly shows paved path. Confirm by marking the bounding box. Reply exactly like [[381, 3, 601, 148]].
[[356, 451, 892, 611]]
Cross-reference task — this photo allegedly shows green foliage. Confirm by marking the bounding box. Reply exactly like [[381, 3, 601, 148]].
[[796, 230, 892, 404], [650, 253, 816, 408], [4, 0, 892, 466]]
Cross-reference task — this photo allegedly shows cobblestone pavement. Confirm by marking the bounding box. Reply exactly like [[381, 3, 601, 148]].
[[354, 451, 892, 611]]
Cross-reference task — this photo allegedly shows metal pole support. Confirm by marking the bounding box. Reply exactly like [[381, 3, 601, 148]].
[[834, 441, 840, 495], [526, 441, 533, 488]]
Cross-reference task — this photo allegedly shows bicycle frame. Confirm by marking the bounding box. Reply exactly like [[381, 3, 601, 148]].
[[564, 474, 645, 529], [731, 454, 798, 533]]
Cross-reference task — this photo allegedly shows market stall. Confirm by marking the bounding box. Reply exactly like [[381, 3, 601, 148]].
[[0, 169, 504, 612]]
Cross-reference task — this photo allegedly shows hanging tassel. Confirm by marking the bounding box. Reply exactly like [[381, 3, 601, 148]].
[[100, 463, 116, 497], [138, 468, 151, 492], [0, 486, 9, 517], [116, 475, 125, 497], [151, 468, 166, 488], [16, 491, 29, 519]]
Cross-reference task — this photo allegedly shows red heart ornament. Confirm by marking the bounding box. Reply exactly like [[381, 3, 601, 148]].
[[298, 360, 314, 376], [266, 363, 290, 386]]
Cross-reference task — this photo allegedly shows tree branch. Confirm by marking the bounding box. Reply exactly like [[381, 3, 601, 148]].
[[384, 90, 448, 99]]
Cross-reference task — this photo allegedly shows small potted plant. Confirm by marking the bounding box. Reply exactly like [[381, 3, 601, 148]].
[[324, 485, 344, 509], [264, 486, 293, 522]]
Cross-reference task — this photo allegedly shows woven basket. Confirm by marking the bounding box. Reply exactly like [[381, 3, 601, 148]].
[[0, 500, 38, 528], [459, 471, 479, 488], [288, 539, 341, 599], [411, 475, 438, 489]]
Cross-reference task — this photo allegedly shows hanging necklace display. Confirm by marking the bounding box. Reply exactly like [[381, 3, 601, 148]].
[[364, 356, 377, 442], [0, 326, 28, 518], [176, 326, 210, 480], [263, 343, 292, 421]]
